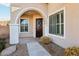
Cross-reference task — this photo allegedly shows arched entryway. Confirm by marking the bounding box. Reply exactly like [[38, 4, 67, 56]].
[[15, 7, 46, 38]]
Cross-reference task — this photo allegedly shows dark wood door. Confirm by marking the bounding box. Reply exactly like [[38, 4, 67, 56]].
[[36, 18, 43, 37]]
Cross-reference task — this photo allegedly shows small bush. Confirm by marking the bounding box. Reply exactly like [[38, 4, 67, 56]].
[[0, 38, 6, 52], [39, 36, 52, 45], [64, 47, 79, 56]]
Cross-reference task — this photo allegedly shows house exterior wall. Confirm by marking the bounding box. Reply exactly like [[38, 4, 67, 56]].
[[48, 3, 79, 48], [11, 3, 79, 48], [11, 3, 48, 24], [66, 4, 79, 47]]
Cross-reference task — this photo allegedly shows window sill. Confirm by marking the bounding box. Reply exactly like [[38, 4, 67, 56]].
[[19, 32, 29, 33], [48, 33, 65, 39]]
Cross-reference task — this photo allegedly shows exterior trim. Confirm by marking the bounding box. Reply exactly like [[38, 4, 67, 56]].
[[15, 7, 47, 37], [15, 7, 46, 24], [19, 18, 30, 33], [48, 7, 66, 39]]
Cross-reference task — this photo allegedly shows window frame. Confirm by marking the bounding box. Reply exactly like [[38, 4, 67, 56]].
[[48, 7, 66, 39], [19, 18, 29, 33]]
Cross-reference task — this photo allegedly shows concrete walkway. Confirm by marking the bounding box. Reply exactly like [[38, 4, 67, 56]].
[[19, 38, 51, 56], [27, 42, 51, 56]]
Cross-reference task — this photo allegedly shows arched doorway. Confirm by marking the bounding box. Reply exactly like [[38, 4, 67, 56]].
[[15, 7, 46, 38]]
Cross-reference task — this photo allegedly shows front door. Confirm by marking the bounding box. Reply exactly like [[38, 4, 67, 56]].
[[36, 18, 43, 37]]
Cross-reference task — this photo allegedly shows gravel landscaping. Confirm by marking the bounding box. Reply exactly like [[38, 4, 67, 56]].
[[39, 42, 64, 56]]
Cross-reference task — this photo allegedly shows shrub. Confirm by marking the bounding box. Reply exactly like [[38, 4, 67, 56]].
[[64, 47, 79, 56], [39, 36, 52, 45], [0, 38, 6, 52]]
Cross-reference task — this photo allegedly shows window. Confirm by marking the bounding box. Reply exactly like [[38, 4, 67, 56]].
[[49, 10, 64, 36], [20, 19, 28, 32]]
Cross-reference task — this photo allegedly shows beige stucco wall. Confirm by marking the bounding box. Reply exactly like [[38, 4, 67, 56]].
[[48, 3, 66, 15], [66, 4, 79, 46], [11, 3, 48, 24], [48, 3, 79, 48]]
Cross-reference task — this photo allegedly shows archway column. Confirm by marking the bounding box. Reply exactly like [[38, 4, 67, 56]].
[[10, 24, 19, 44], [43, 16, 48, 36]]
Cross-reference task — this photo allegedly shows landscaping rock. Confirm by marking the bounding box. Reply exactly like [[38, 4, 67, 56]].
[[0, 45, 16, 56], [64, 47, 79, 56]]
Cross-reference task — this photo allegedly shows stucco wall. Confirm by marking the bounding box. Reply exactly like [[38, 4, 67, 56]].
[[48, 3, 79, 48], [11, 3, 48, 24], [66, 4, 79, 47], [48, 3, 66, 15]]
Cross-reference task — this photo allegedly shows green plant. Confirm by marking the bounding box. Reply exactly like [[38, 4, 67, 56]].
[[39, 36, 52, 45], [64, 47, 79, 56], [0, 38, 6, 52]]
